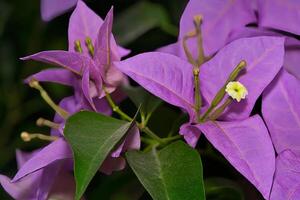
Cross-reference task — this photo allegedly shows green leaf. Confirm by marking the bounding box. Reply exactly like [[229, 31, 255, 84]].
[[126, 141, 205, 200], [205, 178, 244, 200], [114, 1, 178, 45], [64, 111, 136, 200], [122, 85, 162, 124]]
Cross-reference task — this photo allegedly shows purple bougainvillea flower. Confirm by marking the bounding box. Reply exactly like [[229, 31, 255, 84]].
[[262, 69, 300, 155], [159, 0, 255, 60], [283, 38, 300, 80], [19, 2, 139, 183], [270, 150, 300, 200], [0, 94, 140, 199], [228, 27, 300, 80], [41, 0, 78, 21], [24, 1, 129, 111], [258, 0, 300, 36], [115, 36, 285, 198], [161, 0, 300, 81], [179, 0, 255, 57], [0, 140, 76, 200]]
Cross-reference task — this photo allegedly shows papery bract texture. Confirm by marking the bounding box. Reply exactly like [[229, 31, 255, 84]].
[[21, 50, 91, 74], [179, 0, 255, 57], [262, 69, 300, 154], [200, 36, 284, 120], [114, 52, 195, 116], [25, 68, 76, 86], [0, 149, 73, 200], [270, 150, 300, 200], [68, 0, 103, 54], [179, 123, 202, 148], [258, 0, 300, 36], [284, 38, 300, 80], [41, 0, 77, 21], [228, 27, 300, 80], [12, 138, 72, 181], [195, 115, 275, 199]]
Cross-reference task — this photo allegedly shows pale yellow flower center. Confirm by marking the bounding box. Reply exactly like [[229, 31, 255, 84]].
[[225, 81, 248, 102]]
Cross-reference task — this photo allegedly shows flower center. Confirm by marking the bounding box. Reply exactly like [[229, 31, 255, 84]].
[[74, 37, 95, 58], [225, 81, 248, 102]]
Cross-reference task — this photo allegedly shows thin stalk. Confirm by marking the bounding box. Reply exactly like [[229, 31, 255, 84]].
[[139, 127, 165, 144], [162, 135, 182, 143], [182, 31, 198, 66], [141, 137, 157, 145], [29, 79, 69, 119], [193, 68, 201, 121], [193, 15, 205, 65], [36, 118, 60, 129], [104, 88, 133, 122], [104, 88, 181, 145], [209, 98, 232, 120], [21, 132, 59, 142]]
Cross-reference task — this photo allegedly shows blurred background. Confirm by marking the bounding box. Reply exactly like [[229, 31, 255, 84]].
[[0, 0, 264, 199]]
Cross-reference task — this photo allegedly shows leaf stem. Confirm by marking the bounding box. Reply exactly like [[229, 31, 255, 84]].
[[209, 98, 232, 120], [104, 88, 133, 122], [104, 88, 166, 143], [162, 135, 182, 143], [104, 88, 182, 146], [139, 127, 165, 144]]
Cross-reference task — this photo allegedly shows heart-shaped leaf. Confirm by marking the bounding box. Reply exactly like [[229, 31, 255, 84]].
[[64, 111, 136, 200], [126, 141, 205, 200]]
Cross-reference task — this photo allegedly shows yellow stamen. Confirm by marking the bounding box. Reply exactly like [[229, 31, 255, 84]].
[[225, 81, 248, 102], [85, 37, 94, 57], [29, 79, 69, 119], [36, 118, 60, 129], [20, 132, 59, 142], [74, 40, 83, 53]]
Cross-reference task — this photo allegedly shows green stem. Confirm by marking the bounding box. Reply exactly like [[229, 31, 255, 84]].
[[209, 98, 232, 120], [104, 88, 133, 122], [21, 132, 59, 142], [193, 68, 201, 121], [104, 87, 166, 144], [29, 79, 69, 119], [141, 137, 157, 145], [193, 15, 205, 65], [199, 60, 246, 122], [140, 127, 165, 144], [182, 32, 198, 67], [162, 135, 182, 143], [104, 87, 182, 146], [199, 106, 214, 123]]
